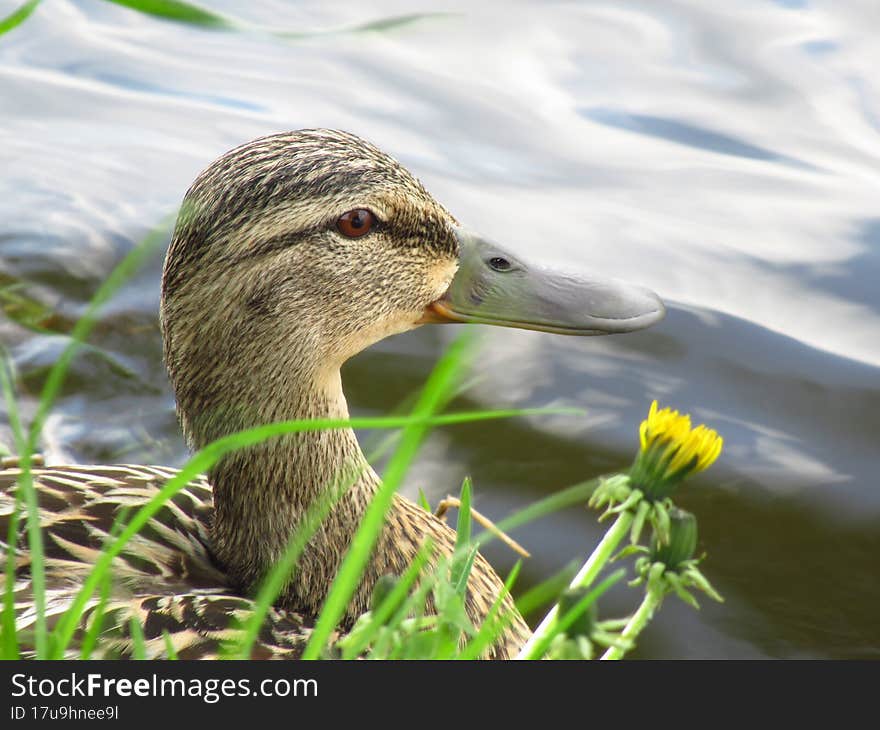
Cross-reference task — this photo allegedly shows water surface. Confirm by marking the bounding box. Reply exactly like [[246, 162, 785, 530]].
[[1, 0, 879, 658]]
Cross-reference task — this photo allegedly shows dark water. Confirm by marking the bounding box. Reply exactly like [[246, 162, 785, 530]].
[[1, 1, 879, 658]]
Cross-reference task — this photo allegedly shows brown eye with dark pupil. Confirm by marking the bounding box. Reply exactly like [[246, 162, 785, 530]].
[[337, 209, 375, 238]]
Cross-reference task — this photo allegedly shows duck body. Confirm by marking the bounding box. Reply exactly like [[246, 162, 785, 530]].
[[3, 129, 664, 659]]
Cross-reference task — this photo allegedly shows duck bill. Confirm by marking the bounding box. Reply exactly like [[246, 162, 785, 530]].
[[420, 228, 665, 335]]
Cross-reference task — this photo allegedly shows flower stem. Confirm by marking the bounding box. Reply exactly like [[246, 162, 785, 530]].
[[516, 509, 634, 659], [600, 582, 664, 660]]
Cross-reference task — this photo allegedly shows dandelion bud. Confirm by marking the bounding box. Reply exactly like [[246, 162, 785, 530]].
[[650, 508, 698, 570]]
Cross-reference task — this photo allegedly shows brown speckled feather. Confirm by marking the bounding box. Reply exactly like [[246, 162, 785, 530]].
[[1, 464, 331, 659]]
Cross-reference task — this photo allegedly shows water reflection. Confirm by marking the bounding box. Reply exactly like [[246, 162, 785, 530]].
[[581, 107, 813, 168]]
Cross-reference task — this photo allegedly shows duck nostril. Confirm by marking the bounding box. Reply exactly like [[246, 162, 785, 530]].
[[488, 257, 511, 272]]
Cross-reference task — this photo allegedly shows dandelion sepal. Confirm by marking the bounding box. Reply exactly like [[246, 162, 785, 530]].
[[588, 474, 635, 516], [588, 474, 674, 546]]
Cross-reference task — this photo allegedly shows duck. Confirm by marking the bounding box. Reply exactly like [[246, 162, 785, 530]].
[[0, 129, 665, 659]]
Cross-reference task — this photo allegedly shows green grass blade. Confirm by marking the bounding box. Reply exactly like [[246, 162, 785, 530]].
[[79, 505, 130, 659], [455, 477, 472, 545], [128, 616, 147, 659], [273, 12, 455, 40], [101, 0, 232, 28], [514, 561, 579, 618], [1, 485, 21, 659], [0, 351, 26, 659], [451, 547, 478, 598], [162, 630, 178, 659], [457, 561, 522, 660], [475, 478, 601, 552], [341, 12, 453, 34], [0, 0, 40, 37], [417, 488, 431, 512], [301, 333, 475, 660], [79, 574, 112, 660], [0, 355, 46, 657], [450, 477, 473, 595]]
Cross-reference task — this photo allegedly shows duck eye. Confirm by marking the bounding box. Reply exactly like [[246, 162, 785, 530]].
[[488, 256, 512, 272], [337, 209, 375, 238]]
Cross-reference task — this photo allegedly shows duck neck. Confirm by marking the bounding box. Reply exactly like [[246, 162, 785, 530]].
[[205, 367, 380, 600]]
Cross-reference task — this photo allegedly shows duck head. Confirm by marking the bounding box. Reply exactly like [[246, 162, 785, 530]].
[[161, 129, 664, 446]]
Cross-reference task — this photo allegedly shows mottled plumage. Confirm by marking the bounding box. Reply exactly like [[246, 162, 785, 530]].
[[0, 463, 323, 658]]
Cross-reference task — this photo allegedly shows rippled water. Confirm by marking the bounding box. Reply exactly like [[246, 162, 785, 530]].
[[1, 0, 878, 658]]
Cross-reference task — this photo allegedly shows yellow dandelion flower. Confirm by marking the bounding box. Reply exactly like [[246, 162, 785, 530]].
[[630, 401, 723, 499]]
